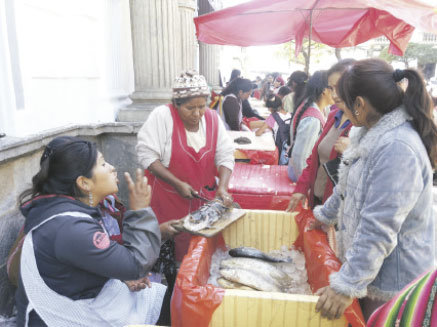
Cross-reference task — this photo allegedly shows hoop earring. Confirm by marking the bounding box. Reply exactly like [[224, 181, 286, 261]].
[[88, 192, 94, 206]]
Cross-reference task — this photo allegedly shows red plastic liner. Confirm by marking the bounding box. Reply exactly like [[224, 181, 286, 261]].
[[294, 204, 365, 327], [171, 235, 226, 327], [237, 148, 279, 165]]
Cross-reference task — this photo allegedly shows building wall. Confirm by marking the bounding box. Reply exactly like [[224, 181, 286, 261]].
[[1, 0, 134, 137]]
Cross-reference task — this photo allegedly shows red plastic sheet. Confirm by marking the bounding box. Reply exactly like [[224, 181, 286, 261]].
[[236, 148, 278, 165], [192, 0, 437, 56], [294, 204, 365, 327], [228, 163, 295, 210], [171, 235, 226, 327]]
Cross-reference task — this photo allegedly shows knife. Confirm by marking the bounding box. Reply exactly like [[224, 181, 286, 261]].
[[193, 192, 212, 202]]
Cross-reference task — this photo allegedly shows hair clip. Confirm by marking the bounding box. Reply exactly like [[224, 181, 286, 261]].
[[41, 146, 54, 163]]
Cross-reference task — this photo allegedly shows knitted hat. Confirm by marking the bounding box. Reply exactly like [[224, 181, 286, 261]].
[[172, 71, 210, 99]]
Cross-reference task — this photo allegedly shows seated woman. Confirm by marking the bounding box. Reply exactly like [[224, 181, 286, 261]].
[[287, 59, 355, 211], [255, 94, 291, 165], [288, 70, 333, 182], [220, 77, 254, 130], [15, 136, 165, 326]]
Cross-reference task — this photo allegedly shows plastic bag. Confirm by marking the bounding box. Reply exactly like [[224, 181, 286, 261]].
[[171, 235, 225, 327], [293, 204, 365, 327]]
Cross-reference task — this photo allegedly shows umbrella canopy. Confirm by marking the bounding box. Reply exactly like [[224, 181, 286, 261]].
[[194, 0, 437, 56]]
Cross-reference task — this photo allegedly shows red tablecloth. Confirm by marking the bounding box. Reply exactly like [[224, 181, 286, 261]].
[[228, 163, 295, 210]]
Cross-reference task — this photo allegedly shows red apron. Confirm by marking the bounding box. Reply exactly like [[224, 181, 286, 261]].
[[146, 104, 219, 261]]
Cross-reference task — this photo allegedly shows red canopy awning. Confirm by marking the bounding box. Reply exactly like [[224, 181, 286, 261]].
[[194, 0, 437, 56]]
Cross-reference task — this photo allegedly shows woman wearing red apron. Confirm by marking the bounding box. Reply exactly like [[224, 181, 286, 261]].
[[136, 71, 235, 324]]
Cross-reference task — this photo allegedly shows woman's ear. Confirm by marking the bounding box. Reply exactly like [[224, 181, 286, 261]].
[[76, 176, 92, 194], [355, 96, 365, 109]]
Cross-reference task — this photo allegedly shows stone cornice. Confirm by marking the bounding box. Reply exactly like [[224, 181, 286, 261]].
[[178, 0, 197, 10], [0, 122, 142, 164]]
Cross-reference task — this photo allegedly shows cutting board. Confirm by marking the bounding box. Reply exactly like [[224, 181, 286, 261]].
[[174, 208, 246, 238]]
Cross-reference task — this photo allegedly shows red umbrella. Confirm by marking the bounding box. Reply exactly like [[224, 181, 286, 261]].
[[194, 0, 437, 71]]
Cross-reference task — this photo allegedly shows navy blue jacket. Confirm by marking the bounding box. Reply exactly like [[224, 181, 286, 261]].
[[15, 195, 160, 326]]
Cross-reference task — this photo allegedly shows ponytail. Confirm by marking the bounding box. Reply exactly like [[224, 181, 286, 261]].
[[19, 136, 97, 205], [337, 58, 437, 168], [403, 69, 437, 167], [292, 71, 328, 140], [265, 94, 282, 113], [221, 77, 253, 97]]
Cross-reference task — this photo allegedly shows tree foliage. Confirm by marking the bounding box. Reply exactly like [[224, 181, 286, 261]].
[[275, 39, 333, 73], [379, 43, 437, 67]]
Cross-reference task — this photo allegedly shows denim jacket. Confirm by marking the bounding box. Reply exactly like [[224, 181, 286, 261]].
[[314, 107, 435, 301]]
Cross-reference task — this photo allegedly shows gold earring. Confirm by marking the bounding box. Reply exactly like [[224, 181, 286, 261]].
[[88, 192, 94, 206]]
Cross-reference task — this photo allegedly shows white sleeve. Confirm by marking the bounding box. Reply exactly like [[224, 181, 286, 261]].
[[290, 117, 321, 179], [215, 113, 235, 171], [136, 106, 172, 169]]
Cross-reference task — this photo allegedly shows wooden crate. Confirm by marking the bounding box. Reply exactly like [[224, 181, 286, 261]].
[[209, 210, 347, 327]]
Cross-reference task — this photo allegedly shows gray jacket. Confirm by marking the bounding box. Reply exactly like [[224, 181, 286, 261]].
[[314, 107, 435, 301]]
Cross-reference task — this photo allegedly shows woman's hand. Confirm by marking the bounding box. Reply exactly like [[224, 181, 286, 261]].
[[160, 220, 181, 241], [175, 181, 196, 199], [216, 188, 233, 207], [125, 168, 152, 211], [286, 193, 306, 212], [307, 219, 331, 233], [334, 136, 350, 154], [124, 275, 152, 292], [315, 286, 353, 320]]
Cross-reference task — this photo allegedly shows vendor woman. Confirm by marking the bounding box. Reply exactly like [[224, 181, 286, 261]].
[[136, 71, 235, 321]]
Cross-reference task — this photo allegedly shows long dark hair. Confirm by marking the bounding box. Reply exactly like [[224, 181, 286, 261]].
[[287, 70, 308, 112], [278, 86, 292, 97], [229, 69, 241, 82], [19, 136, 98, 205], [292, 70, 328, 141], [221, 77, 253, 97], [265, 94, 282, 113], [338, 58, 437, 168]]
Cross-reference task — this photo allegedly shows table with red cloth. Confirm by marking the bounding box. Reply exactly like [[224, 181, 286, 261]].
[[228, 163, 295, 210], [228, 130, 278, 165]]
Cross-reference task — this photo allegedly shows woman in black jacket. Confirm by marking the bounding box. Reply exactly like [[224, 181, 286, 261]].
[[16, 136, 164, 326]]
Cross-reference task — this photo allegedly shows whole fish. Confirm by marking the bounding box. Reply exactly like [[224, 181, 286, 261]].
[[217, 277, 256, 291], [219, 268, 282, 293], [229, 247, 292, 263], [234, 136, 252, 145], [184, 200, 230, 232], [220, 257, 293, 287]]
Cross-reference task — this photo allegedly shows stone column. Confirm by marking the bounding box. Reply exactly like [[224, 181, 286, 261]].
[[102, 0, 133, 120], [198, 0, 221, 87], [177, 0, 197, 71], [118, 0, 181, 122]]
